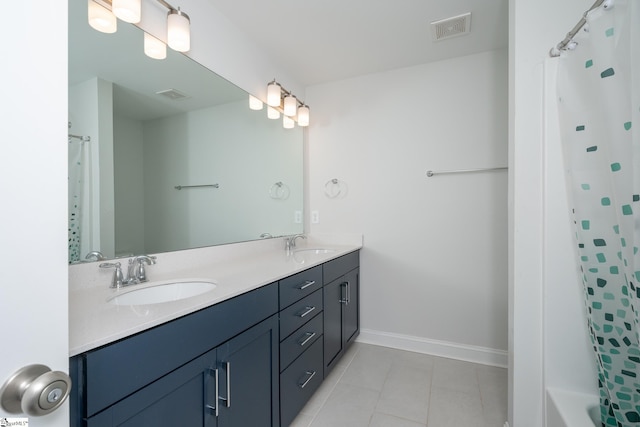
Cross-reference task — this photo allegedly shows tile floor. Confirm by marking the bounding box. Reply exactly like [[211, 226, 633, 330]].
[[290, 343, 508, 427]]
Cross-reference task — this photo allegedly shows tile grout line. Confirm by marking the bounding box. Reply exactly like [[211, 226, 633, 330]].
[[305, 345, 362, 426]]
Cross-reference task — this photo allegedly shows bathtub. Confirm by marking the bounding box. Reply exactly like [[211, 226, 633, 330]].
[[547, 387, 600, 426]]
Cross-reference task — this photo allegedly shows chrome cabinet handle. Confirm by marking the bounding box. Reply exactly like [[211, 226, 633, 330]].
[[297, 306, 316, 318], [298, 371, 316, 389], [205, 368, 219, 417], [218, 361, 231, 408], [297, 280, 315, 290], [347, 281, 351, 305], [298, 332, 316, 347], [339, 282, 349, 304]]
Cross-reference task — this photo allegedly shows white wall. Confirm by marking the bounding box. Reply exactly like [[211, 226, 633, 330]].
[[509, 0, 598, 425], [307, 50, 509, 365]]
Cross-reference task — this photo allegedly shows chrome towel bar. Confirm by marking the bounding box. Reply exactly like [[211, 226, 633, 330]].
[[426, 166, 507, 177]]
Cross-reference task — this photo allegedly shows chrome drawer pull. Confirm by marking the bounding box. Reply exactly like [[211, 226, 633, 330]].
[[205, 368, 219, 417], [297, 306, 316, 318], [298, 371, 316, 389], [298, 332, 316, 347], [297, 280, 316, 290], [339, 282, 349, 304]]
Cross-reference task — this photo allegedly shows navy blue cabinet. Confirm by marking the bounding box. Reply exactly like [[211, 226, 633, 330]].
[[70, 250, 360, 427], [70, 282, 279, 427], [323, 252, 360, 375]]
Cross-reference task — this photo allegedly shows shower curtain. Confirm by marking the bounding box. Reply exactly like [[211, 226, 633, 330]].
[[68, 137, 92, 263], [556, 1, 639, 425]]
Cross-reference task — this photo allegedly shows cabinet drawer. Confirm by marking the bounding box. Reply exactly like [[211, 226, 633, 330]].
[[279, 266, 322, 309], [280, 312, 323, 372], [279, 289, 323, 340], [280, 338, 323, 427], [323, 250, 359, 285]]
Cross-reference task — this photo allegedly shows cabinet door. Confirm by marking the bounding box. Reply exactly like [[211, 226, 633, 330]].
[[343, 268, 359, 346], [217, 315, 279, 427], [86, 347, 219, 427], [323, 277, 345, 373]]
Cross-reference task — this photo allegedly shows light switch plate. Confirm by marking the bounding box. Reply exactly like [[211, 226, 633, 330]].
[[311, 211, 319, 224]]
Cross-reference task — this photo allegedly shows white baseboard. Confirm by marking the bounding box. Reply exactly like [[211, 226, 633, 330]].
[[356, 328, 508, 368]]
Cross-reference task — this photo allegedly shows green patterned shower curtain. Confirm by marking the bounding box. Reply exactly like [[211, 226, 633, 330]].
[[556, 1, 640, 425]]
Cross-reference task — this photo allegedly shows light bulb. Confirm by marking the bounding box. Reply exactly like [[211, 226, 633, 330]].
[[283, 115, 295, 129], [167, 9, 191, 52], [297, 105, 310, 127], [267, 106, 280, 120], [249, 95, 264, 110], [283, 94, 297, 116], [88, 0, 117, 33], [112, 0, 141, 23], [267, 81, 282, 107], [144, 33, 167, 60]]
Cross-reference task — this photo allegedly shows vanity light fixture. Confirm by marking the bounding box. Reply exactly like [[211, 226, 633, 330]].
[[88, 0, 117, 33], [264, 79, 311, 128], [144, 32, 167, 59], [87, 0, 191, 58], [249, 95, 264, 111], [283, 94, 297, 117], [166, 8, 190, 52]]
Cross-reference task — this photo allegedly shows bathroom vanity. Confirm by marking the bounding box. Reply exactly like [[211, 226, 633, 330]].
[[68, 241, 360, 427]]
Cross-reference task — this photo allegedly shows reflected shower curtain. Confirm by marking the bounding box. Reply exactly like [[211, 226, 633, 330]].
[[556, 1, 640, 425], [68, 137, 92, 263]]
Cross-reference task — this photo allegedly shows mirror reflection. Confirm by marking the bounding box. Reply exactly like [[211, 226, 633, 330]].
[[68, 2, 303, 264]]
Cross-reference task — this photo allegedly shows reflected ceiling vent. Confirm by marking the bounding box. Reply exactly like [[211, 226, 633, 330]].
[[430, 12, 471, 42], [156, 88, 190, 100]]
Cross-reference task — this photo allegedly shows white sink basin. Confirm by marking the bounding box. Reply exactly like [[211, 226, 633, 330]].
[[294, 248, 336, 255], [108, 280, 217, 306]]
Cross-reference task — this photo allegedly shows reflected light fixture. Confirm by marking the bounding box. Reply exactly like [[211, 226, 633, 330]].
[[262, 80, 311, 128], [112, 0, 141, 23], [87, 0, 191, 58], [283, 116, 295, 129], [88, 0, 117, 33], [144, 32, 167, 59], [249, 95, 264, 111], [267, 106, 280, 120]]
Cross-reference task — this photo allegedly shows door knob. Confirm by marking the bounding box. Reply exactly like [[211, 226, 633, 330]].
[[0, 364, 71, 416]]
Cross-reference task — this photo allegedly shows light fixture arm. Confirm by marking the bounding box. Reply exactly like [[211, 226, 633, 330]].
[[270, 80, 307, 109]]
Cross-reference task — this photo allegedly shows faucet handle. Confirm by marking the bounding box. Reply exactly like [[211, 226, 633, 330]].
[[99, 262, 124, 288], [133, 255, 156, 282]]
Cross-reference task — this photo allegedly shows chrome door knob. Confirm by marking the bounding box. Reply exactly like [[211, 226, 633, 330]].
[[0, 364, 71, 416]]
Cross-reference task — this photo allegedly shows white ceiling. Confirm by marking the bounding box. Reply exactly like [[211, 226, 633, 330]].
[[207, 0, 509, 86]]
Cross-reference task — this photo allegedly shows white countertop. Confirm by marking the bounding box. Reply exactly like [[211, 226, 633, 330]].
[[68, 234, 362, 356]]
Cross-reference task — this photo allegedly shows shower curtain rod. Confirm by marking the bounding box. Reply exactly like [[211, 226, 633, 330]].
[[68, 133, 91, 142], [549, 0, 606, 57]]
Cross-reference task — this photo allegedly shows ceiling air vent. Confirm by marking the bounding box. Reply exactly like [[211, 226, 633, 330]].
[[430, 12, 471, 42], [156, 88, 190, 100]]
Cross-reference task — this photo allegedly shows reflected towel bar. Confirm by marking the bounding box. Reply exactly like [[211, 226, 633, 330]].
[[426, 167, 508, 177], [174, 184, 220, 190]]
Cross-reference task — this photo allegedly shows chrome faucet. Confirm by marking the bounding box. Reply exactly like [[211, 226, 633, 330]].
[[100, 255, 156, 288], [285, 234, 307, 254]]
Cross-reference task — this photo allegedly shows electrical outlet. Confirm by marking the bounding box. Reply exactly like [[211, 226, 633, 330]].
[[311, 211, 320, 224], [294, 211, 302, 224]]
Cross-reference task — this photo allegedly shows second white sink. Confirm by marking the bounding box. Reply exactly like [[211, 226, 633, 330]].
[[108, 279, 217, 306]]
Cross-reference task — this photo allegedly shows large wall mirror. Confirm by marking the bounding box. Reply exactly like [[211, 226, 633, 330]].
[[68, 1, 303, 264]]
